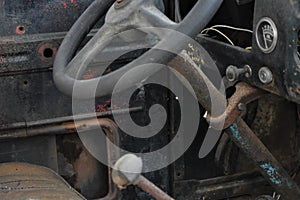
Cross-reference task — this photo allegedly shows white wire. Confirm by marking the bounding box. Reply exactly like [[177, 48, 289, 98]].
[[200, 24, 253, 46], [201, 27, 235, 46], [209, 25, 253, 33]]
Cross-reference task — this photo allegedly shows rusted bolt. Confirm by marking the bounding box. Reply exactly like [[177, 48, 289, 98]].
[[238, 103, 247, 111], [226, 65, 252, 82]]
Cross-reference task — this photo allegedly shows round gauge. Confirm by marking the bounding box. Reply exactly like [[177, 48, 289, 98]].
[[255, 17, 278, 53]]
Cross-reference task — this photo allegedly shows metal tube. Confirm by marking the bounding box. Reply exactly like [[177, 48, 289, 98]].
[[226, 116, 300, 199], [0, 107, 142, 131], [0, 118, 108, 139], [0, 107, 142, 139], [137, 176, 174, 200]]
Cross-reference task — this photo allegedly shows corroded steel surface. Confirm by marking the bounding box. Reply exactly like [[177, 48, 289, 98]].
[[0, 162, 86, 200], [209, 82, 266, 129], [226, 117, 300, 199]]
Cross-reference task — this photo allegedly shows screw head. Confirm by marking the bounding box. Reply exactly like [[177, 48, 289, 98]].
[[259, 67, 273, 84], [226, 65, 237, 82], [244, 65, 252, 78], [238, 103, 247, 111]]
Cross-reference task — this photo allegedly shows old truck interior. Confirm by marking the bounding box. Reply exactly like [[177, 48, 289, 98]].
[[0, 0, 300, 199]]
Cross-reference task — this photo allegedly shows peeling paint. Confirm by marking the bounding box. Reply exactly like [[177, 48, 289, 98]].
[[229, 124, 243, 143], [260, 163, 282, 185], [62, 1, 67, 8], [188, 43, 195, 51]]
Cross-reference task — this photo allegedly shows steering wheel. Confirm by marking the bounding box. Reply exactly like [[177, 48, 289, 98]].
[[53, 0, 223, 100]]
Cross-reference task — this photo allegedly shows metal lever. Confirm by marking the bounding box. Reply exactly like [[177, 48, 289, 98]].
[[112, 154, 174, 200], [226, 117, 300, 199]]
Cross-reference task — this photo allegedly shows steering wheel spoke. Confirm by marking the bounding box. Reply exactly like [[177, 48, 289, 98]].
[[139, 3, 177, 28], [65, 0, 175, 79], [53, 0, 224, 98], [65, 24, 119, 78]]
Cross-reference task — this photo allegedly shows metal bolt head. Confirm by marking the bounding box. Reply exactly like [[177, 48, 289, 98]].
[[226, 65, 252, 82], [238, 103, 247, 111], [259, 67, 273, 84], [244, 65, 252, 78], [226, 65, 237, 82]]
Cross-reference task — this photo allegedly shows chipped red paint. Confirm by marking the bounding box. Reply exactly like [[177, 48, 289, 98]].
[[82, 74, 95, 80], [45, 0, 80, 11], [38, 43, 58, 61], [82, 69, 99, 80], [62, 1, 67, 8], [16, 26, 26, 35], [96, 104, 108, 113]]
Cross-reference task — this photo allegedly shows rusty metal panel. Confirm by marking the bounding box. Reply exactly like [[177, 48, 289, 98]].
[[0, 0, 99, 36], [0, 162, 86, 200]]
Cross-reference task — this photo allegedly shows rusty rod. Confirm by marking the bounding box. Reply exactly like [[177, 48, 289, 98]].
[[0, 107, 142, 139], [137, 176, 174, 200], [0, 107, 142, 130], [226, 116, 300, 199]]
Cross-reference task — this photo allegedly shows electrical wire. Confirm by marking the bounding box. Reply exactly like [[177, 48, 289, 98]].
[[201, 27, 235, 45], [207, 24, 253, 34], [200, 24, 253, 46]]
